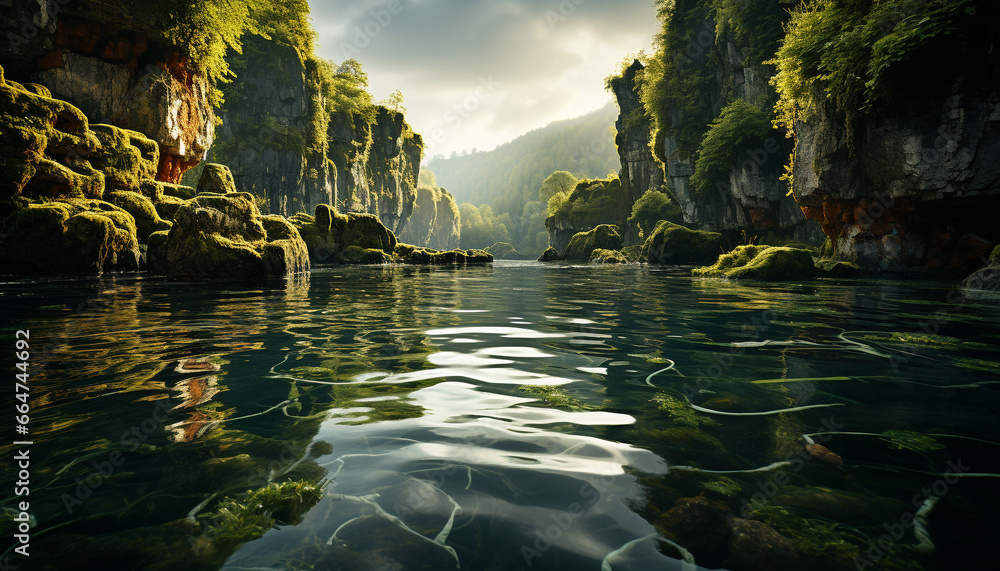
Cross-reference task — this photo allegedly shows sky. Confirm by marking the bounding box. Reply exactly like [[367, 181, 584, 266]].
[[308, 0, 659, 159]]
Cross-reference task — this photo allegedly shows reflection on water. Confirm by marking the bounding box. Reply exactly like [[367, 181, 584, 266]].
[[1, 263, 999, 570]]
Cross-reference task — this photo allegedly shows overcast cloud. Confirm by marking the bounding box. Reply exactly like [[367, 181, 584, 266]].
[[308, 0, 659, 158]]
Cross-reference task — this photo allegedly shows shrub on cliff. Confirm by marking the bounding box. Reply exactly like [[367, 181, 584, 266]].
[[546, 176, 631, 236], [628, 189, 682, 236], [690, 100, 772, 196]]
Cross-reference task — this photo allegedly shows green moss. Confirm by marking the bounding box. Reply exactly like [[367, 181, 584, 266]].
[[564, 224, 623, 261], [990, 245, 1000, 265], [590, 249, 629, 264], [546, 177, 631, 233], [0, 199, 141, 275], [815, 259, 861, 276], [106, 190, 172, 241], [701, 476, 743, 497], [486, 242, 529, 260], [197, 163, 238, 194], [537, 246, 563, 262], [292, 204, 398, 264], [641, 220, 723, 265], [154, 195, 189, 222], [694, 245, 816, 280], [90, 125, 159, 193]]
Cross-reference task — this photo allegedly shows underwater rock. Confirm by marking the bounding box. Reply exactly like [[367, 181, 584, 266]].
[[0, 198, 140, 274], [589, 248, 629, 264], [656, 496, 731, 554], [641, 220, 724, 265], [728, 517, 800, 571], [773, 486, 909, 526], [694, 245, 816, 280], [538, 246, 563, 262], [196, 163, 237, 195], [153, 193, 309, 280], [805, 443, 843, 465], [564, 224, 623, 261]]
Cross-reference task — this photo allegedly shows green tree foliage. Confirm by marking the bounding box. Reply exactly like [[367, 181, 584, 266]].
[[431, 105, 619, 256], [459, 203, 511, 249], [628, 189, 683, 236], [538, 171, 578, 204], [690, 99, 771, 195], [771, 0, 981, 151], [418, 168, 438, 188], [547, 176, 630, 233]]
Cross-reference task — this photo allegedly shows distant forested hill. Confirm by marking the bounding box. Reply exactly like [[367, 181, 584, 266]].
[[428, 103, 620, 254]]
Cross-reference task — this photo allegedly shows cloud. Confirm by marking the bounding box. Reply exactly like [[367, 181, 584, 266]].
[[310, 0, 659, 157]]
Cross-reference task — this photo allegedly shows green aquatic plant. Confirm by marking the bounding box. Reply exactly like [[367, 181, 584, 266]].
[[880, 429, 945, 452], [653, 394, 718, 427], [518, 385, 589, 410], [202, 480, 326, 546], [701, 476, 742, 497]]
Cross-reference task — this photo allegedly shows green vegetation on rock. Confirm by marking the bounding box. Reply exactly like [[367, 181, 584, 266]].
[[690, 99, 772, 196], [564, 224, 623, 262], [694, 245, 816, 280], [590, 249, 629, 264], [641, 220, 723, 265], [628, 189, 683, 236]]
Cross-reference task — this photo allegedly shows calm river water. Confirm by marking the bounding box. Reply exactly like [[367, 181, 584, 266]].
[[2, 262, 998, 570]]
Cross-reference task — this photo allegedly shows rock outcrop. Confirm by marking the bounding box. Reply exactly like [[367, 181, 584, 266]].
[[641, 221, 724, 265], [149, 193, 310, 281], [396, 187, 461, 251], [2, 1, 215, 183], [563, 225, 623, 262], [693, 245, 816, 281], [212, 36, 422, 231], [793, 82, 1000, 273], [610, 60, 665, 205]]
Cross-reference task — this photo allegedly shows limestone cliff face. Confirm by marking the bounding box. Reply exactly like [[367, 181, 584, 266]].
[[396, 187, 460, 250], [636, 22, 820, 242], [1, 1, 214, 183], [612, 60, 664, 204], [793, 85, 1000, 272], [212, 38, 421, 232]]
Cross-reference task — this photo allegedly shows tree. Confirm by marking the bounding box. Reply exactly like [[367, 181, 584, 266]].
[[539, 171, 578, 203], [382, 89, 406, 114], [628, 189, 682, 235]]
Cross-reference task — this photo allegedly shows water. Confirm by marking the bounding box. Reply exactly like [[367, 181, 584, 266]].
[[2, 262, 999, 570]]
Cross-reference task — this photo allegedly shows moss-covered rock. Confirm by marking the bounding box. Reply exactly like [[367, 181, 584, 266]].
[[155, 193, 309, 280], [564, 224, 623, 261], [641, 221, 724, 265], [152, 194, 189, 221], [0, 199, 140, 274], [486, 241, 530, 260], [291, 204, 397, 264], [0, 64, 103, 201], [90, 124, 159, 193], [197, 163, 237, 195], [105, 190, 171, 241], [590, 249, 628, 264], [538, 246, 563, 262], [815, 259, 861, 277], [393, 243, 493, 266], [694, 245, 817, 280]]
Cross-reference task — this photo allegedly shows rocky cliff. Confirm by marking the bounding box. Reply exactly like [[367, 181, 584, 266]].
[[626, 3, 822, 244], [396, 186, 461, 251], [211, 36, 422, 232], [1, 0, 214, 184], [610, 60, 664, 205]]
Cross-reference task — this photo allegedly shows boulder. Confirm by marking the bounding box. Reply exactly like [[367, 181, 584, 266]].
[[641, 221, 724, 265], [394, 243, 493, 266], [0, 199, 140, 274], [589, 249, 628, 264], [538, 247, 563, 262], [728, 517, 800, 571], [105, 190, 171, 241], [291, 204, 397, 264], [564, 224, 623, 261], [152, 193, 309, 280], [197, 163, 237, 195], [694, 245, 816, 280], [960, 246, 1000, 299]]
